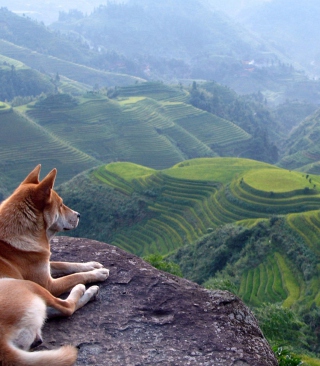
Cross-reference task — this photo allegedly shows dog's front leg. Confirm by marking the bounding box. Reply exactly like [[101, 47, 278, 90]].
[[47, 284, 101, 318], [47, 267, 109, 297], [50, 261, 105, 277]]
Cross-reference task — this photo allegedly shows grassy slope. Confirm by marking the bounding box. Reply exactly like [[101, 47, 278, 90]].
[[60, 158, 320, 314], [0, 39, 143, 88], [0, 82, 253, 190], [279, 108, 320, 172], [20, 89, 250, 168], [61, 156, 320, 347], [0, 54, 55, 98], [0, 107, 100, 189]]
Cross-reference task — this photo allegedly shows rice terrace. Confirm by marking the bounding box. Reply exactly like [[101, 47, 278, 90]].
[[56, 157, 320, 334], [3, 1, 320, 362]]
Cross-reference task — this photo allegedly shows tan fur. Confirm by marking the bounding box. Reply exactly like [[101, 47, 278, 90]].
[[0, 165, 109, 366]]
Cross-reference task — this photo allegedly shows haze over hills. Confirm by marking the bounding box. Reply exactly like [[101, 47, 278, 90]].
[[238, 0, 320, 77]]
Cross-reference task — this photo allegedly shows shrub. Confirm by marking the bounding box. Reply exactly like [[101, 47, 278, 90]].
[[273, 346, 303, 366], [143, 254, 183, 277], [254, 303, 305, 347], [203, 276, 237, 293]]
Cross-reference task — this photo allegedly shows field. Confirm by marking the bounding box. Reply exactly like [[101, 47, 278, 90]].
[[0, 86, 253, 190], [88, 158, 320, 258], [0, 108, 99, 187], [72, 156, 320, 335], [0, 39, 143, 88]]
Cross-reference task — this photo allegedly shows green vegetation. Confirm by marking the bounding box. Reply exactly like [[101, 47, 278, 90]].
[[279, 108, 320, 173], [255, 304, 304, 347], [0, 107, 99, 188], [273, 347, 303, 366], [58, 157, 320, 361], [0, 55, 54, 101], [0, 39, 142, 89], [0, 85, 256, 190], [189, 81, 279, 163], [60, 158, 320, 259], [143, 254, 183, 277]]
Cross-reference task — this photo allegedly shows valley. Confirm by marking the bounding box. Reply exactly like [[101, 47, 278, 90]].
[[2, 1, 320, 362]]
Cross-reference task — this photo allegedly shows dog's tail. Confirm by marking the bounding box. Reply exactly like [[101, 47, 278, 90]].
[[3, 343, 77, 366]]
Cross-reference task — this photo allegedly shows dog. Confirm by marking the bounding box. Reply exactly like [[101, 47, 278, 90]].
[[0, 165, 109, 365]]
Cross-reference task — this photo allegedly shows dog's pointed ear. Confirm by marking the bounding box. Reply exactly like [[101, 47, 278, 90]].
[[21, 164, 41, 185], [36, 168, 57, 201]]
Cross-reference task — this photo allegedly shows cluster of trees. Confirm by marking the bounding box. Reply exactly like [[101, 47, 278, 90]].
[[0, 64, 54, 101], [189, 82, 279, 163]]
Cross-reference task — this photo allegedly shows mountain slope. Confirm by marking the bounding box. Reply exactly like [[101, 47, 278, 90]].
[[0, 54, 55, 100], [0, 106, 99, 188], [0, 83, 253, 190], [21, 89, 250, 168], [279, 108, 320, 173], [51, 0, 308, 96], [0, 39, 144, 89], [58, 158, 320, 256], [57, 156, 320, 357], [240, 0, 320, 76]]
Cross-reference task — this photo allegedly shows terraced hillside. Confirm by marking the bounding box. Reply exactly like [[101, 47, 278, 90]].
[[115, 82, 189, 102], [67, 158, 320, 258], [0, 82, 254, 190], [59, 157, 320, 359], [20, 92, 250, 170], [0, 39, 143, 88], [279, 108, 320, 173], [0, 107, 100, 188]]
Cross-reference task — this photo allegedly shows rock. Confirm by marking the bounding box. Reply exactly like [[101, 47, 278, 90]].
[[41, 237, 278, 366]]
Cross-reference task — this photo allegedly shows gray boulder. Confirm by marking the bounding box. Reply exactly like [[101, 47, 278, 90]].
[[41, 237, 278, 366]]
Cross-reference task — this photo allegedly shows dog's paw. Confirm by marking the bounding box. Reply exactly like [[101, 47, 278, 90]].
[[92, 268, 110, 282], [71, 284, 86, 296], [83, 261, 104, 271], [85, 285, 100, 301], [75, 285, 101, 310]]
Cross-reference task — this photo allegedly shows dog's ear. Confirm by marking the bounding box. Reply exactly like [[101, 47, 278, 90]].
[[21, 164, 41, 185], [36, 168, 57, 202]]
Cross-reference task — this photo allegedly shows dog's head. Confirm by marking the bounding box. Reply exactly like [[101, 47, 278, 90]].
[[18, 165, 80, 240]]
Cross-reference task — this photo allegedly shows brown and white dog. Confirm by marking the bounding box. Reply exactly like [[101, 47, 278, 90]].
[[0, 165, 109, 366]]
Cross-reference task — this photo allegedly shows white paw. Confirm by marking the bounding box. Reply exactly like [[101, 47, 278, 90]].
[[92, 268, 109, 282], [84, 261, 104, 271], [71, 284, 86, 296], [85, 285, 100, 300], [75, 285, 100, 310]]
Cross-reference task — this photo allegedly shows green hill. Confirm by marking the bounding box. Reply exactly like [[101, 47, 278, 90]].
[[21, 90, 250, 168], [0, 106, 99, 189], [0, 54, 55, 100], [0, 39, 144, 89], [279, 108, 320, 172], [57, 157, 320, 358], [59, 157, 320, 256], [0, 85, 253, 189]]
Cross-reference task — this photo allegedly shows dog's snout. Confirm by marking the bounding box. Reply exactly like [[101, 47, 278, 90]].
[[77, 212, 81, 218]]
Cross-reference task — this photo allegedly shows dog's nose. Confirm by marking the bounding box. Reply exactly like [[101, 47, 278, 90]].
[[77, 213, 81, 218]]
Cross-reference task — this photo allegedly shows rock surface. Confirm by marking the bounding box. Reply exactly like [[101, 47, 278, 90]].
[[41, 236, 278, 366]]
